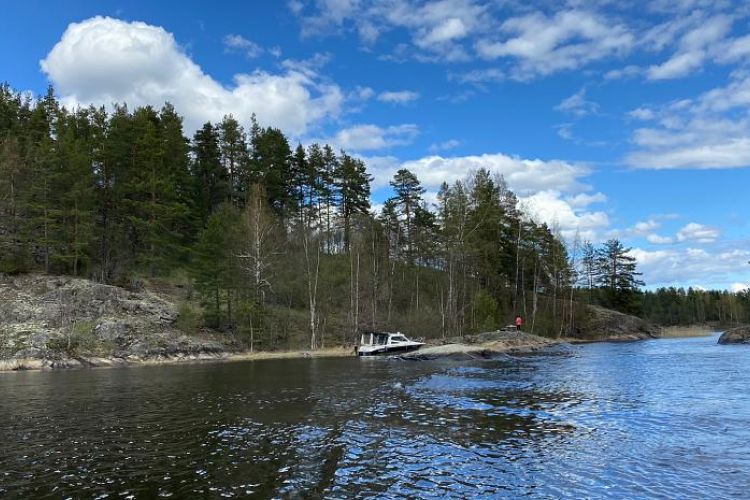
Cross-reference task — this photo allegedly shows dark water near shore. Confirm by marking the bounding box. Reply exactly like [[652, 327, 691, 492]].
[[1, 334, 749, 498]]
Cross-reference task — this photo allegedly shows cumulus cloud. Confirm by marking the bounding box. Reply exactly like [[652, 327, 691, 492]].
[[41, 16, 344, 135], [521, 190, 609, 239], [631, 246, 750, 289], [377, 90, 420, 104], [331, 124, 419, 151], [368, 152, 590, 192], [364, 152, 608, 239]]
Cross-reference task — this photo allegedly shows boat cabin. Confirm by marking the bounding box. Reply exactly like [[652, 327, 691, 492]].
[[356, 331, 424, 356]]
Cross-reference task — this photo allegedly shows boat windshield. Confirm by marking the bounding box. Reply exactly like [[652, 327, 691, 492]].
[[390, 335, 408, 343]]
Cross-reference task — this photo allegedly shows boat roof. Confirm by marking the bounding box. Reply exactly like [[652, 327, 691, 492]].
[[360, 330, 406, 337]]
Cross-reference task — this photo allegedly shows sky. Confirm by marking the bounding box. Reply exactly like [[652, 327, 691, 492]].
[[2, 0, 750, 291]]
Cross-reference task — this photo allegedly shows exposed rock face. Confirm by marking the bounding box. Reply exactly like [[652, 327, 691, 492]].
[[572, 305, 661, 341], [0, 274, 232, 368], [718, 326, 750, 345], [400, 330, 556, 360]]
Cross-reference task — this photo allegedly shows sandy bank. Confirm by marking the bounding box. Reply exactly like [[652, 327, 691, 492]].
[[659, 326, 715, 338]]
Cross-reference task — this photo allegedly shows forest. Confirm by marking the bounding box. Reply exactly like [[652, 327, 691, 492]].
[[1, 84, 748, 350]]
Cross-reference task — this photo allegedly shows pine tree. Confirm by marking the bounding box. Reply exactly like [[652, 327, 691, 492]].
[[0, 133, 29, 272], [192, 122, 229, 227], [336, 152, 371, 252], [218, 115, 248, 206], [389, 168, 424, 261], [595, 239, 644, 313], [249, 125, 293, 218], [53, 108, 95, 275]]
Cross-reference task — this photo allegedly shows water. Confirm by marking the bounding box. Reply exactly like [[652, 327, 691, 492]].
[[1, 333, 749, 498]]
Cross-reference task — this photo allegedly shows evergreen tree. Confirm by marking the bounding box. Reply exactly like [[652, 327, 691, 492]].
[[336, 152, 371, 252], [218, 115, 248, 206], [595, 239, 644, 313], [192, 122, 229, 227], [250, 125, 293, 217], [389, 168, 424, 261]]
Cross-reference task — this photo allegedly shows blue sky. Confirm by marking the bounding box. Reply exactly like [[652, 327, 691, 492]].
[[2, 0, 750, 290]]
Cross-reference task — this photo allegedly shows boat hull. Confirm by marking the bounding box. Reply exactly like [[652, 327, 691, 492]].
[[357, 343, 424, 357]]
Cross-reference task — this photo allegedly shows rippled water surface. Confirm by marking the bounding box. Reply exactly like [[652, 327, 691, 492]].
[[2, 333, 749, 498]]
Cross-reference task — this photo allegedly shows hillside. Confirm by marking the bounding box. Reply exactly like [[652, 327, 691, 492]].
[[0, 274, 233, 369]]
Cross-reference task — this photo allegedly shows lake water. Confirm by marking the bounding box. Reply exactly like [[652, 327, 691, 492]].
[[1, 333, 749, 498]]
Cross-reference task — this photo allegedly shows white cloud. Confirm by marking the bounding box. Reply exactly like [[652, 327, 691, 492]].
[[451, 68, 505, 85], [419, 17, 467, 45], [555, 88, 598, 116], [731, 282, 749, 293], [295, 0, 488, 61], [676, 222, 720, 243], [521, 190, 609, 240], [351, 85, 375, 101], [647, 234, 674, 244], [610, 219, 671, 242], [631, 246, 750, 289], [627, 74, 750, 169], [475, 10, 633, 79], [377, 90, 420, 104], [646, 14, 732, 80], [628, 107, 656, 120], [428, 139, 461, 152], [365, 152, 607, 239], [41, 16, 344, 135], [604, 64, 642, 80], [567, 192, 606, 208], [223, 34, 263, 58], [368, 153, 590, 193], [332, 123, 419, 151]]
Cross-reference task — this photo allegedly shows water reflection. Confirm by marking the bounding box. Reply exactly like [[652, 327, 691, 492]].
[[1, 334, 750, 498]]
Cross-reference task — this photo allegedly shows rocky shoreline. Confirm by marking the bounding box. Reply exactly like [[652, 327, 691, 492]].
[[718, 326, 750, 344], [399, 330, 558, 361], [0, 274, 670, 372], [0, 274, 236, 371]]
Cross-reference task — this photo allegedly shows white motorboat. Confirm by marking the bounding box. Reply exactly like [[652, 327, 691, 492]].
[[356, 331, 424, 356]]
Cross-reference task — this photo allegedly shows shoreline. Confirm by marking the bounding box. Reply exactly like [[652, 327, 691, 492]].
[[658, 326, 716, 338], [0, 325, 723, 373], [0, 347, 355, 373]]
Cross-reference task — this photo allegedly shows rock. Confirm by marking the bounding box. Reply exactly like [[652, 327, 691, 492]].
[[571, 305, 661, 341], [718, 326, 750, 345], [94, 320, 130, 344], [400, 330, 556, 361], [0, 273, 235, 370]]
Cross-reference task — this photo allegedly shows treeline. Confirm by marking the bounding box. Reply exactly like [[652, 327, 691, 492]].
[[0, 83, 647, 348], [576, 239, 644, 315], [574, 238, 750, 327], [641, 287, 750, 327]]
